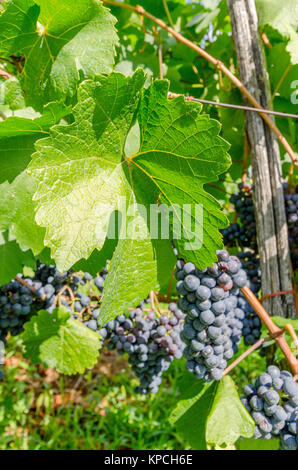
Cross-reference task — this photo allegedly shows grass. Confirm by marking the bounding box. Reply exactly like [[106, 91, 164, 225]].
[[0, 336, 190, 450], [0, 335, 267, 450]]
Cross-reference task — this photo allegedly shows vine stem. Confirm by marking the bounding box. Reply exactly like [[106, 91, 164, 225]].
[[168, 93, 298, 119], [0, 68, 12, 79], [15, 275, 46, 301], [158, 43, 164, 80], [102, 0, 297, 167], [241, 285, 298, 375], [284, 323, 298, 352], [259, 290, 295, 303], [223, 337, 267, 377], [162, 0, 174, 29]]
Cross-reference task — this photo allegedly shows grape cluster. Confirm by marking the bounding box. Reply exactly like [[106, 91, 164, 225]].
[[0, 279, 35, 341], [236, 250, 261, 294], [0, 261, 109, 341], [223, 181, 298, 271], [220, 223, 250, 249], [236, 295, 261, 346], [99, 303, 185, 394], [176, 250, 249, 381], [66, 269, 108, 327], [284, 184, 298, 270], [221, 183, 257, 250], [241, 366, 298, 450]]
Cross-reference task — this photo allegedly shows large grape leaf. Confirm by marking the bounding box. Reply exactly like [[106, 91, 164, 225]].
[[28, 70, 230, 317], [21, 307, 101, 374], [99, 202, 159, 323], [0, 0, 118, 109], [0, 102, 71, 258], [132, 80, 231, 268], [169, 374, 254, 448], [256, 0, 298, 64], [28, 71, 147, 270]]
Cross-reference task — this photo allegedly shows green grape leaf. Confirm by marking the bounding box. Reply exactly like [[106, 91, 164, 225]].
[[0, 234, 35, 285], [256, 0, 298, 64], [21, 307, 101, 374], [170, 374, 254, 448], [0, 0, 118, 108], [28, 72, 230, 271], [0, 101, 71, 184], [8, 172, 45, 255], [270, 316, 298, 333], [28, 71, 147, 270], [2, 77, 26, 111], [237, 438, 279, 450], [133, 80, 231, 268], [99, 207, 159, 323], [169, 374, 217, 449], [206, 376, 255, 446], [28, 70, 230, 317], [0, 0, 39, 57]]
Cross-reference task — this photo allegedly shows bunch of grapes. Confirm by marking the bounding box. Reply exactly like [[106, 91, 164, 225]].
[[236, 295, 262, 346], [236, 250, 261, 294], [0, 279, 35, 341], [221, 182, 257, 250], [176, 250, 249, 381], [284, 184, 298, 270], [223, 181, 298, 271], [0, 261, 109, 341], [241, 366, 298, 450], [99, 303, 185, 394], [221, 223, 252, 249]]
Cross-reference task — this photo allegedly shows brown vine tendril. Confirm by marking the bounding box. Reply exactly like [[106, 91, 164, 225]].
[[259, 290, 295, 303], [241, 285, 298, 375], [223, 337, 268, 377]]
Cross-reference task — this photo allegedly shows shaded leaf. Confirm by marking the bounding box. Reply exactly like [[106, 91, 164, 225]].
[[21, 307, 101, 374]]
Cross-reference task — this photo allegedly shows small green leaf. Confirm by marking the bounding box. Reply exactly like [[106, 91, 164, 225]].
[[206, 376, 255, 446], [8, 172, 45, 255], [0, 101, 71, 184], [256, 0, 298, 64], [170, 374, 254, 449], [169, 373, 217, 449], [21, 307, 101, 374], [3, 77, 26, 110], [0, 234, 35, 285], [237, 437, 279, 450], [270, 316, 298, 332]]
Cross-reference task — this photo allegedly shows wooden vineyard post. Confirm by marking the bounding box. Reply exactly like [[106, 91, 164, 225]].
[[227, 0, 296, 318]]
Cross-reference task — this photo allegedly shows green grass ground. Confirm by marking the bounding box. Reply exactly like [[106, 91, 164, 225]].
[[0, 337, 265, 450]]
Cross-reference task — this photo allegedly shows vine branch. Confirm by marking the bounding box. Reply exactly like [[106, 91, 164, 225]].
[[223, 337, 267, 377], [103, 0, 297, 167], [0, 67, 12, 79], [168, 93, 298, 119], [241, 285, 298, 375]]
